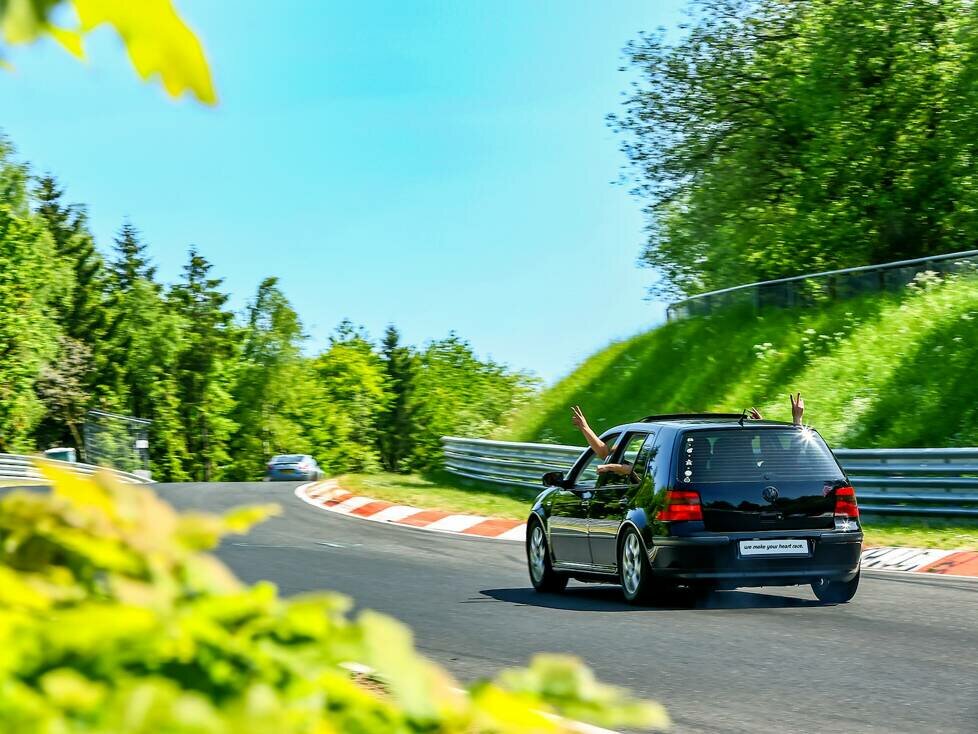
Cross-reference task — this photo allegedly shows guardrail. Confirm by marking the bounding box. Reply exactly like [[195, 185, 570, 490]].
[[666, 248, 978, 321], [0, 454, 154, 485], [442, 437, 978, 518]]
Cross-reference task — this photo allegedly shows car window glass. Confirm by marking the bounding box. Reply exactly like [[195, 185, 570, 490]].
[[619, 433, 648, 467], [633, 432, 657, 480], [569, 432, 620, 487], [600, 432, 650, 486], [273, 455, 304, 463], [681, 428, 844, 483], [575, 452, 605, 487]]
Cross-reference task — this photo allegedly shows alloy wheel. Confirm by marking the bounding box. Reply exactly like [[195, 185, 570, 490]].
[[622, 532, 642, 595], [529, 525, 547, 583]]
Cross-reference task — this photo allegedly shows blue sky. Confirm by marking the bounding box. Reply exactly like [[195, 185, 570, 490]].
[[2, 0, 687, 383]]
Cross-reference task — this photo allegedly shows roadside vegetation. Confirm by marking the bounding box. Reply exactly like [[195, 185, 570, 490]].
[[0, 141, 536, 482], [613, 0, 978, 299], [861, 518, 978, 552], [503, 274, 978, 451], [0, 464, 668, 733], [339, 472, 539, 520]]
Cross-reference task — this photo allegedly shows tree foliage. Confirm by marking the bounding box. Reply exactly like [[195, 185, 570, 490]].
[[0, 140, 62, 452], [169, 249, 238, 481], [613, 0, 978, 296], [0, 133, 536, 480], [378, 325, 419, 473], [313, 320, 389, 474], [0, 0, 216, 104], [410, 335, 538, 470], [0, 464, 668, 732]]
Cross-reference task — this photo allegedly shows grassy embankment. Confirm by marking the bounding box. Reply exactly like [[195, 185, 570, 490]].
[[341, 275, 978, 550], [502, 274, 978, 449]]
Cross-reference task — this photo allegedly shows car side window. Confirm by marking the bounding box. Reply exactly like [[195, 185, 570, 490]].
[[600, 432, 651, 486], [633, 432, 657, 480], [568, 432, 620, 488]]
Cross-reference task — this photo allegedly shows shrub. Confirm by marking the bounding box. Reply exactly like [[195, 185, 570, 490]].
[[0, 464, 668, 732]]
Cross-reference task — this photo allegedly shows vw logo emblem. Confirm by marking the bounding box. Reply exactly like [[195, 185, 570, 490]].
[[762, 486, 779, 503]]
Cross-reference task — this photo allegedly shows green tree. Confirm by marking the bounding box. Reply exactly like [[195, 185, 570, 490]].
[[376, 325, 418, 473], [311, 320, 389, 473], [109, 221, 156, 290], [34, 335, 91, 454], [31, 175, 107, 451], [33, 175, 107, 343], [0, 140, 63, 452], [100, 223, 189, 479], [612, 0, 978, 296], [230, 277, 310, 479], [169, 248, 238, 481], [411, 335, 538, 470]]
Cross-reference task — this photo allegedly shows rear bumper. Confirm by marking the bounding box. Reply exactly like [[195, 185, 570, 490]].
[[649, 531, 862, 589], [266, 471, 315, 481]]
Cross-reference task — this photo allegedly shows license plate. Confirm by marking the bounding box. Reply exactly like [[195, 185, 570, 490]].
[[738, 539, 809, 557], [280, 468, 294, 474]]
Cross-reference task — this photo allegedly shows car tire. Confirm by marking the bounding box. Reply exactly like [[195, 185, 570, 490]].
[[618, 527, 662, 605], [526, 520, 567, 593], [811, 570, 860, 603]]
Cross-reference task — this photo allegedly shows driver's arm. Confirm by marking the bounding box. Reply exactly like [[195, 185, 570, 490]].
[[596, 462, 639, 484]]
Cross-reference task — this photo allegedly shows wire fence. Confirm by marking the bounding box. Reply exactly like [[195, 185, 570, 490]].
[[83, 409, 152, 477], [666, 249, 978, 321]]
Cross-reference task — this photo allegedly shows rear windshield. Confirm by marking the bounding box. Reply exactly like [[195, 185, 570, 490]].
[[678, 428, 844, 484], [272, 455, 305, 463]]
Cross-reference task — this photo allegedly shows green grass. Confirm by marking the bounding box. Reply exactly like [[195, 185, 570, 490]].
[[337, 471, 539, 520], [502, 275, 978, 450], [860, 517, 978, 551]]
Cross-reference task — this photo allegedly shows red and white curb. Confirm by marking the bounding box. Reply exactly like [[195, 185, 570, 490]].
[[296, 480, 526, 541], [860, 545, 978, 578], [296, 480, 978, 578]]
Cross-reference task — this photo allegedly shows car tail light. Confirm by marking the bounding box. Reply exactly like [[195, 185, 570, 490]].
[[834, 485, 859, 518], [656, 489, 703, 522]]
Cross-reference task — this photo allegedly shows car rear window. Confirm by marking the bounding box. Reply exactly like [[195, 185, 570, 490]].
[[678, 427, 844, 484], [272, 455, 305, 463]]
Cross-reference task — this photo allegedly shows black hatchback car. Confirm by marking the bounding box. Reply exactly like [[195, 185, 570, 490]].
[[526, 414, 862, 604]]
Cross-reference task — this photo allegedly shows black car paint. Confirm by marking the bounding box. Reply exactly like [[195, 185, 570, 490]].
[[529, 419, 863, 590]]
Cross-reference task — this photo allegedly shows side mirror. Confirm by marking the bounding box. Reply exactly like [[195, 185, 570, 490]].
[[542, 471, 566, 488]]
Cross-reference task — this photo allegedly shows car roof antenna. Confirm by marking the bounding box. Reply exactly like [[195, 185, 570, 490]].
[[738, 408, 747, 427]]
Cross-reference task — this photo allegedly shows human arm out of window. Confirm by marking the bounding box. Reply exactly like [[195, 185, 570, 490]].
[[572, 405, 611, 459], [790, 392, 805, 426]]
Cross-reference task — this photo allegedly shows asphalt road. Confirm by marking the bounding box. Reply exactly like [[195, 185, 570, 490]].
[[156, 481, 978, 734]]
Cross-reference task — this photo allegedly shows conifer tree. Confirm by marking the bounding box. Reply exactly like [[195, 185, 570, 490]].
[[377, 325, 418, 472], [170, 248, 238, 480], [33, 175, 107, 342], [31, 176, 106, 452], [111, 221, 157, 291], [101, 223, 190, 479], [0, 141, 63, 451]]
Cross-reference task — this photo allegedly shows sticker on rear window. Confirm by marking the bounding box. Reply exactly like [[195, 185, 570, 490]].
[[683, 436, 694, 482]]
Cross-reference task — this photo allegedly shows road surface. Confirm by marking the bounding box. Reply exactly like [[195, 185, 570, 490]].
[[159, 481, 978, 734]]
